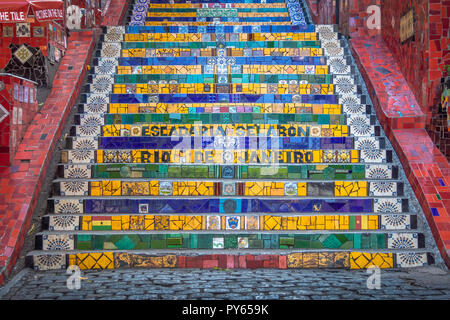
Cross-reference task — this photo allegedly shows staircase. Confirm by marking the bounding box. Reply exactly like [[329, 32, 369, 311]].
[[26, 0, 435, 271]]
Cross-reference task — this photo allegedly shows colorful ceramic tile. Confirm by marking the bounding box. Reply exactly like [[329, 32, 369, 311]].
[[226, 216, 241, 230], [213, 237, 224, 249], [69, 252, 114, 270], [33, 254, 66, 271], [207, 215, 221, 230]]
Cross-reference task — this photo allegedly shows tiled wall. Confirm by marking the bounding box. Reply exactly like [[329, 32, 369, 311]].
[[66, 0, 102, 30], [0, 74, 39, 166], [0, 21, 67, 87], [381, 0, 430, 118]]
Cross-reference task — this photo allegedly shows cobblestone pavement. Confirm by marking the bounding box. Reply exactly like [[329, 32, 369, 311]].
[[0, 267, 449, 300]]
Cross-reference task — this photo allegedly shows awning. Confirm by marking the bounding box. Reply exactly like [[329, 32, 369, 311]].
[[0, 0, 63, 23]]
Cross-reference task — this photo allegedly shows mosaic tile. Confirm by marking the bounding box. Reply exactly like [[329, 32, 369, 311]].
[[388, 233, 418, 249], [49, 216, 79, 231], [43, 234, 74, 251], [350, 252, 394, 269], [54, 199, 83, 215], [396, 252, 428, 268], [64, 164, 91, 179], [381, 215, 411, 230], [33, 254, 66, 271], [69, 252, 114, 270]]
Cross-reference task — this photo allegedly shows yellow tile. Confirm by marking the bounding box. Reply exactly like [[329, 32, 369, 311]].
[[111, 216, 122, 231], [82, 217, 92, 231], [263, 216, 282, 230]]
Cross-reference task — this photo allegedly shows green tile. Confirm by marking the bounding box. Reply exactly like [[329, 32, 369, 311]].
[[77, 234, 91, 242], [115, 235, 136, 250], [377, 234, 386, 248], [167, 237, 183, 246], [151, 239, 166, 249], [76, 241, 92, 250], [294, 240, 310, 249], [249, 239, 263, 249], [310, 241, 324, 249], [279, 237, 294, 246], [198, 234, 212, 249], [354, 234, 362, 249], [190, 234, 198, 249], [225, 236, 238, 249], [93, 235, 105, 250], [349, 216, 356, 230], [321, 235, 343, 249]]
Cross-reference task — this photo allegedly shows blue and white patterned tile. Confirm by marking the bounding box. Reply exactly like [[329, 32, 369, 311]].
[[381, 214, 411, 230], [72, 137, 98, 150], [369, 181, 398, 197], [334, 75, 357, 94], [64, 164, 91, 180], [100, 42, 121, 58], [42, 234, 75, 251], [60, 180, 89, 196], [285, 0, 307, 25], [49, 215, 80, 231], [396, 252, 428, 267], [328, 56, 350, 74], [130, 0, 151, 26], [54, 199, 84, 214], [388, 233, 418, 249], [316, 25, 338, 41], [348, 115, 373, 137], [374, 198, 403, 213], [33, 254, 66, 271], [365, 165, 393, 180], [104, 26, 125, 43], [94, 58, 119, 75], [323, 41, 344, 56], [67, 149, 96, 164]]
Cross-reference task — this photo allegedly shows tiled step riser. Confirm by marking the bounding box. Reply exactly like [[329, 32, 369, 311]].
[[78, 124, 357, 138], [71, 124, 381, 139], [100, 42, 347, 57], [42, 213, 418, 232], [57, 164, 399, 181], [82, 94, 364, 107], [34, 232, 426, 252], [90, 83, 347, 96], [27, 251, 435, 271], [48, 198, 410, 215], [73, 110, 373, 125], [76, 103, 371, 116], [61, 148, 392, 165], [52, 180, 404, 198], [66, 136, 385, 151], [74, 112, 350, 125], [103, 24, 337, 35]]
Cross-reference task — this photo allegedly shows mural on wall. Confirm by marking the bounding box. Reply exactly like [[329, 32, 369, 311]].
[[3, 43, 48, 87], [0, 1, 67, 87], [65, 0, 102, 30]]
